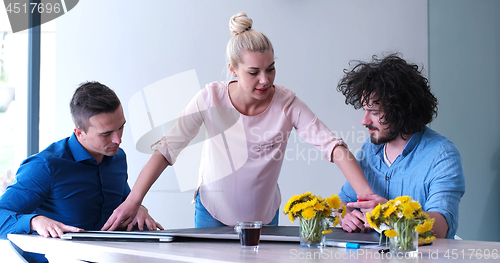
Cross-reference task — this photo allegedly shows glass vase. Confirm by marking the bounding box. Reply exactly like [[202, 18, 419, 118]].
[[389, 222, 419, 258], [299, 216, 325, 248]]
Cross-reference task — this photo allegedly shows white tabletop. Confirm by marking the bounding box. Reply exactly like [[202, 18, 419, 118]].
[[8, 233, 500, 262]]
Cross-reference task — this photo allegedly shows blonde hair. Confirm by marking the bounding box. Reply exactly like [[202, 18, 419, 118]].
[[226, 12, 274, 68]]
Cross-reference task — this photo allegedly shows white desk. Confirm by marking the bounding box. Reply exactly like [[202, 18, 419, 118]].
[[8, 233, 500, 262]]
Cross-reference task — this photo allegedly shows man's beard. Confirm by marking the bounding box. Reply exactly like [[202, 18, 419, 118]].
[[367, 125, 398, 145]]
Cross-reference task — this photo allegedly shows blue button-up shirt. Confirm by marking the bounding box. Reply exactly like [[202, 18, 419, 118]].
[[339, 127, 466, 239], [0, 133, 130, 239]]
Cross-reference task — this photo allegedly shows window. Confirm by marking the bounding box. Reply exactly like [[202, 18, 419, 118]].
[[0, 3, 55, 196], [0, 4, 28, 195]]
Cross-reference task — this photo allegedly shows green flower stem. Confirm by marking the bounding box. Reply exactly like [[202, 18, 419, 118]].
[[300, 216, 323, 244], [393, 220, 417, 251]]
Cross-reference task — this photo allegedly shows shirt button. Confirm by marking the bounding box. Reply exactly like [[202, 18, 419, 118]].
[[385, 176, 390, 180]]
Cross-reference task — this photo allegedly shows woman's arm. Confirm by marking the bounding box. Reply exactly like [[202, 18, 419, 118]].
[[102, 88, 211, 231], [284, 96, 374, 196], [331, 145, 374, 196]]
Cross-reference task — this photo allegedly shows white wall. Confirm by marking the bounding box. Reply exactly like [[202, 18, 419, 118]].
[[429, 0, 500, 241], [50, 0, 428, 229]]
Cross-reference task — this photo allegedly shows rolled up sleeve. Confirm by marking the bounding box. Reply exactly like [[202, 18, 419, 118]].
[[424, 149, 466, 239]]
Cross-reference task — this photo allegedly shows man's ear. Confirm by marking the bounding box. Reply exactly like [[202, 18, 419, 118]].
[[74, 127, 84, 139]]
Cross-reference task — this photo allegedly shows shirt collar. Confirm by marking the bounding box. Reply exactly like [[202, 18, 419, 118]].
[[68, 133, 95, 163], [401, 127, 426, 157]]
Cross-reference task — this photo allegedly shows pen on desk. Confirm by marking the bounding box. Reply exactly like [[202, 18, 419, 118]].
[[325, 241, 361, 249]]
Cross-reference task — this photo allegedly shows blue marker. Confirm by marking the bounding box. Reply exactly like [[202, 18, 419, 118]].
[[325, 241, 361, 249]]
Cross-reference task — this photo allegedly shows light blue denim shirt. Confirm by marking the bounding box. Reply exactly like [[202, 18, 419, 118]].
[[339, 127, 466, 239]]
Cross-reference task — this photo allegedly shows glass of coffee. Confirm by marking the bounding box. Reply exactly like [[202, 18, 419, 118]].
[[234, 221, 262, 250]]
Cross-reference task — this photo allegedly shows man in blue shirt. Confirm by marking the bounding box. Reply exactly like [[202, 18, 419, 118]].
[[0, 82, 163, 261], [336, 54, 465, 239]]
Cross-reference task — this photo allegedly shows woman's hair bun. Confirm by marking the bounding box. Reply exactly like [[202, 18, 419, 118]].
[[226, 12, 273, 66], [229, 12, 253, 35]]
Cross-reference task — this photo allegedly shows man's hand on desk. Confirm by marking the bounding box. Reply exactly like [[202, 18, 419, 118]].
[[127, 205, 164, 231], [30, 215, 83, 238], [341, 209, 370, 232]]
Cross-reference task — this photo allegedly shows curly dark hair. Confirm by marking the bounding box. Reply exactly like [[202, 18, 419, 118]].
[[337, 53, 438, 138], [70, 81, 121, 132]]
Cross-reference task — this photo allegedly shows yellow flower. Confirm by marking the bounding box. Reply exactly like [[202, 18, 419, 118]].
[[304, 198, 318, 209], [371, 205, 381, 220], [384, 229, 398, 238], [402, 203, 415, 218], [394, 196, 411, 203], [290, 203, 306, 214], [299, 191, 312, 199], [426, 236, 436, 243], [419, 236, 436, 243], [326, 194, 341, 209], [301, 207, 316, 220], [383, 205, 397, 218], [415, 218, 434, 234], [409, 200, 421, 210], [341, 205, 347, 218], [322, 207, 332, 217], [366, 213, 374, 228], [305, 193, 317, 202], [322, 229, 332, 234], [284, 195, 300, 213], [314, 202, 326, 211], [348, 196, 437, 247], [333, 217, 340, 227], [284, 192, 348, 237], [288, 213, 295, 223]]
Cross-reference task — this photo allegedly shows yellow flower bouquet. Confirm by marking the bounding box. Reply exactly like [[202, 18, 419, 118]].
[[366, 196, 436, 254], [284, 192, 345, 247]]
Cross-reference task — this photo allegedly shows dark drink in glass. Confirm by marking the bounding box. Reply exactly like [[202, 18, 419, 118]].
[[240, 227, 261, 247], [234, 221, 262, 250]]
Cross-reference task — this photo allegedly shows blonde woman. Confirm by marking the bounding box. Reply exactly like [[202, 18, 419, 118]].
[[103, 12, 374, 229]]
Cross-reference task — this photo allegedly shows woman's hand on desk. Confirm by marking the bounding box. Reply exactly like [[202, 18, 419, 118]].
[[30, 215, 83, 238], [127, 206, 164, 231], [101, 198, 140, 231], [347, 194, 388, 213]]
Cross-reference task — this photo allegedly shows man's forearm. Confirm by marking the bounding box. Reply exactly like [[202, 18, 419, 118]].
[[426, 211, 448, 238]]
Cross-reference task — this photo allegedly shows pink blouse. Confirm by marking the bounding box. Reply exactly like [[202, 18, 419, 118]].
[[152, 81, 346, 225]]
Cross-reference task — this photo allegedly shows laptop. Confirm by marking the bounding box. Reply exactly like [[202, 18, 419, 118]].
[[61, 226, 384, 244], [61, 231, 174, 242]]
